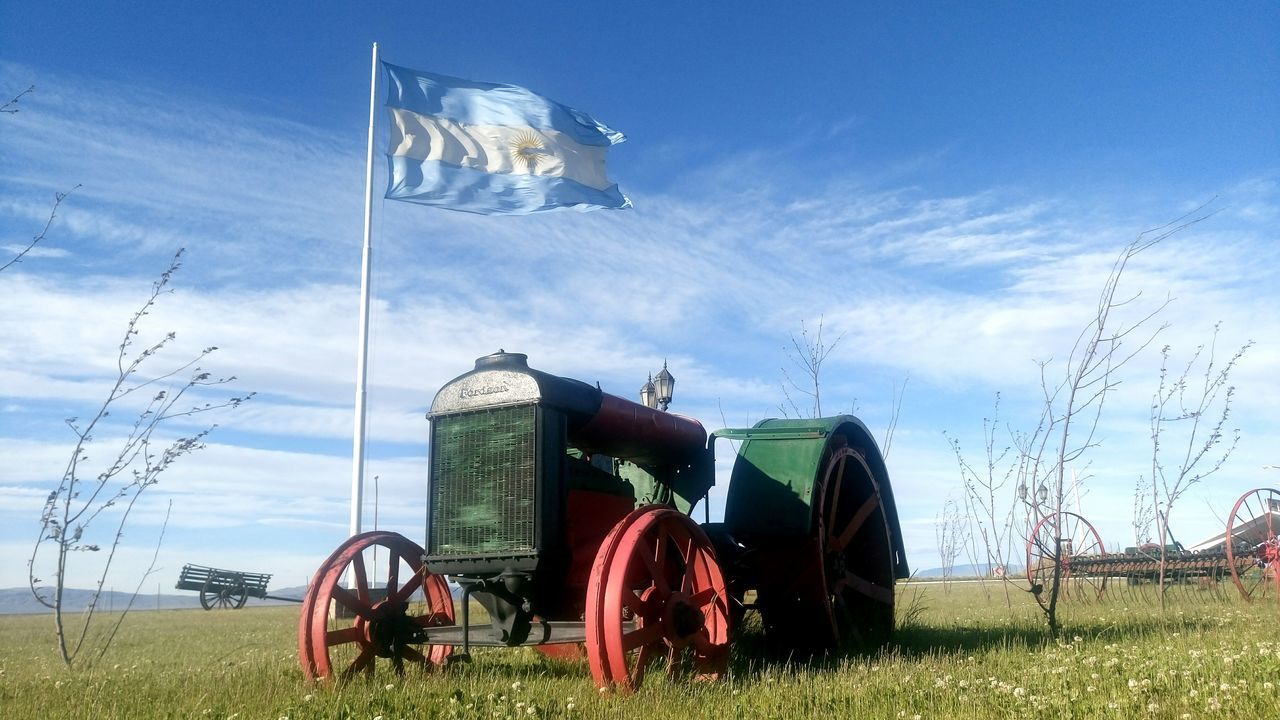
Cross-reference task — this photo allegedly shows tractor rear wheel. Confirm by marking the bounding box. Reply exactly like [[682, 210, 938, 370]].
[[815, 447, 896, 651], [754, 447, 896, 654]]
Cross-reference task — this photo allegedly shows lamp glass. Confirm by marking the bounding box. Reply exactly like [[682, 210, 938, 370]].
[[639, 376, 657, 409], [653, 362, 675, 406]]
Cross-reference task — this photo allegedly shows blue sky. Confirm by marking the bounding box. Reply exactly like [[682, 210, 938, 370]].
[[2, 2, 1277, 591]]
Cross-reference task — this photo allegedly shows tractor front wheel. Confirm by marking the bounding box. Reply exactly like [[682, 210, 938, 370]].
[[298, 531, 454, 682], [585, 506, 731, 693]]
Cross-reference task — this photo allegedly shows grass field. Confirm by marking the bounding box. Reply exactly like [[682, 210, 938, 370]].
[[3, 581, 1279, 719]]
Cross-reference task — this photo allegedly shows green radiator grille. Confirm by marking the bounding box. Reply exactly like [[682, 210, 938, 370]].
[[429, 405, 538, 557]]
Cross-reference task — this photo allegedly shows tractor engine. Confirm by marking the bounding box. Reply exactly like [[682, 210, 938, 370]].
[[425, 351, 712, 642]]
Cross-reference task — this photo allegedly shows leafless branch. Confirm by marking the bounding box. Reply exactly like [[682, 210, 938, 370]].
[[1, 185, 80, 273], [27, 248, 252, 667], [1, 84, 35, 113]]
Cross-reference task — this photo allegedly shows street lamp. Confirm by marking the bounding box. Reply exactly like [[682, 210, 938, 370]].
[[638, 362, 676, 411], [653, 361, 675, 411], [1036, 483, 1049, 505], [639, 374, 657, 409]]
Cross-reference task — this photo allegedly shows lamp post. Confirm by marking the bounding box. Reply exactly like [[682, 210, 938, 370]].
[[638, 362, 676, 411]]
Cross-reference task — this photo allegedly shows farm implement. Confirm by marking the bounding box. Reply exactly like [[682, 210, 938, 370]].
[[1026, 488, 1280, 605]]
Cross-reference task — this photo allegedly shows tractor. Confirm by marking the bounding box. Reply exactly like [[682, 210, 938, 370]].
[[298, 351, 908, 691]]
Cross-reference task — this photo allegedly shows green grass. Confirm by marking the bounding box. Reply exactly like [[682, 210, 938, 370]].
[[4, 583, 1280, 719]]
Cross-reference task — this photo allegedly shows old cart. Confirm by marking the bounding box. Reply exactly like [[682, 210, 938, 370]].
[[298, 352, 909, 691], [177, 564, 273, 610]]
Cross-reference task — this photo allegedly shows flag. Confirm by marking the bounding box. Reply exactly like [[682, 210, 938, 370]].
[[382, 62, 631, 215]]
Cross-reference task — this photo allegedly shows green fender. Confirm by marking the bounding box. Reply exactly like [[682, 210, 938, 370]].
[[715, 415, 909, 579]]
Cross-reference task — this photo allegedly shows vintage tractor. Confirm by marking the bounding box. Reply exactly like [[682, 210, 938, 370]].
[[298, 352, 908, 691]]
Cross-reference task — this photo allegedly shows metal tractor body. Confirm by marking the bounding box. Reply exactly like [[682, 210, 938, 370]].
[[299, 352, 908, 691]]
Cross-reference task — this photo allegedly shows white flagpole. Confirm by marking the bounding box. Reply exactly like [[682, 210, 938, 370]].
[[350, 42, 380, 561]]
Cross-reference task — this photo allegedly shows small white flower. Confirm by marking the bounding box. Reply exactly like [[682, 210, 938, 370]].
[[511, 681, 522, 692], [385, 683, 395, 690], [303, 694, 314, 702]]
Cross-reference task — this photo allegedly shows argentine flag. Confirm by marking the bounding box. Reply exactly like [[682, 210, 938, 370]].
[[382, 62, 631, 215]]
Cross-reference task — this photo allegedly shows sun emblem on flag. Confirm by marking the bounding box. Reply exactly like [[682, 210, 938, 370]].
[[510, 131, 550, 173]]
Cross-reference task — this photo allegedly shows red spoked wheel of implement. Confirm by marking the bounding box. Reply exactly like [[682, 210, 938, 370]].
[[1225, 488, 1280, 602], [585, 506, 731, 694], [298, 531, 454, 682], [814, 447, 898, 651], [1026, 511, 1106, 609]]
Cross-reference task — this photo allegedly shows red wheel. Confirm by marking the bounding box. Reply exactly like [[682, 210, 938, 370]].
[[585, 506, 731, 693], [1225, 488, 1280, 602], [298, 531, 454, 682], [585, 506, 650, 688], [1026, 511, 1106, 608]]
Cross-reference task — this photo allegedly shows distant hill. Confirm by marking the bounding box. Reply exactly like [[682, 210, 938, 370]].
[[0, 585, 307, 615], [914, 563, 1024, 579]]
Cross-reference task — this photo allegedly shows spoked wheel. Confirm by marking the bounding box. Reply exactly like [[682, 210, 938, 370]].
[[200, 576, 248, 610], [586, 506, 731, 694], [298, 531, 454, 682], [1026, 511, 1106, 608], [814, 446, 896, 651], [1225, 488, 1280, 602]]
